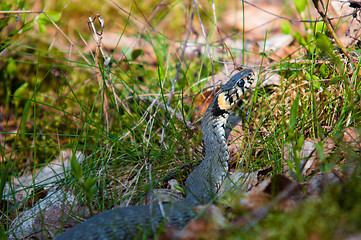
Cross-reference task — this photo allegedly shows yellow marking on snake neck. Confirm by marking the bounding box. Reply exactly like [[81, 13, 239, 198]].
[[217, 92, 232, 110]]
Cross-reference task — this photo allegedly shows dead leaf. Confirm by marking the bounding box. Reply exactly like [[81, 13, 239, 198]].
[[193, 87, 218, 119], [343, 127, 361, 148], [25, 187, 48, 208], [239, 178, 271, 211], [264, 175, 302, 212], [193, 204, 227, 228], [161, 221, 219, 240], [160, 205, 223, 240], [239, 175, 302, 212], [264, 175, 299, 196], [331, 0, 361, 46]]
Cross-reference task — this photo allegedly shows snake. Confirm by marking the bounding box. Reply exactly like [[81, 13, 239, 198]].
[[55, 69, 254, 239]]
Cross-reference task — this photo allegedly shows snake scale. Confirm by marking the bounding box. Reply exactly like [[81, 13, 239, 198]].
[[56, 69, 254, 239]]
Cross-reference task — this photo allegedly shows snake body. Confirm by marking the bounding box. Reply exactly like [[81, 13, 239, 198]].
[[56, 69, 254, 239]]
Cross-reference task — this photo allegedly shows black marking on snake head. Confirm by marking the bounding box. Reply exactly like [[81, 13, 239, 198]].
[[212, 102, 228, 116]]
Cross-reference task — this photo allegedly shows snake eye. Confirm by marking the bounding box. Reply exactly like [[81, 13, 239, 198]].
[[237, 79, 245, 88]]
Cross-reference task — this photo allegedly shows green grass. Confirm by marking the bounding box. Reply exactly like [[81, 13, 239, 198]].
[[1, 0, 361, 239]]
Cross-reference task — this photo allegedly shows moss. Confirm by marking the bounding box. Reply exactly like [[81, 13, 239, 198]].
[[257, 177, 361, 240]]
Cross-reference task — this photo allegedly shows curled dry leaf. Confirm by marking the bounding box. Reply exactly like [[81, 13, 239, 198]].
[[240, 185, 270, 212], [239, 175, 302, 212], [160, 205, 224, 240], [192, 86, 219, 120], [160, 221, 219, 240]]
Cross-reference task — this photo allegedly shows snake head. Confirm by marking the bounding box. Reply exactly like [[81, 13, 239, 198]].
[[217, 69, 254, 111]]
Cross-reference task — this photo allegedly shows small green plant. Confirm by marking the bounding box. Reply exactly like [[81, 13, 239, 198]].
[[70, 151, 99, 216], [285, 94, 305, 182]]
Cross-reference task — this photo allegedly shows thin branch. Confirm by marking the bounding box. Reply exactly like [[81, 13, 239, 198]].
[[311, 0, 355, 69], [88, 15, 111, 134]]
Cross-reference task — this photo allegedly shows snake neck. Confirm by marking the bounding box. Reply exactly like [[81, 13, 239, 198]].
[[184, 95, 230, 204], [201, 97, 230, 186], [201, 111, 229, 170]]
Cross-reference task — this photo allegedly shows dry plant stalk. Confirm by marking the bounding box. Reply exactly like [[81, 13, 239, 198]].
[[311, 0, 355, 69]]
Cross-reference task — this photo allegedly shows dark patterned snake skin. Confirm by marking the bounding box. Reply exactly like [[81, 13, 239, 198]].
[[55, 69, 254, 239]]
